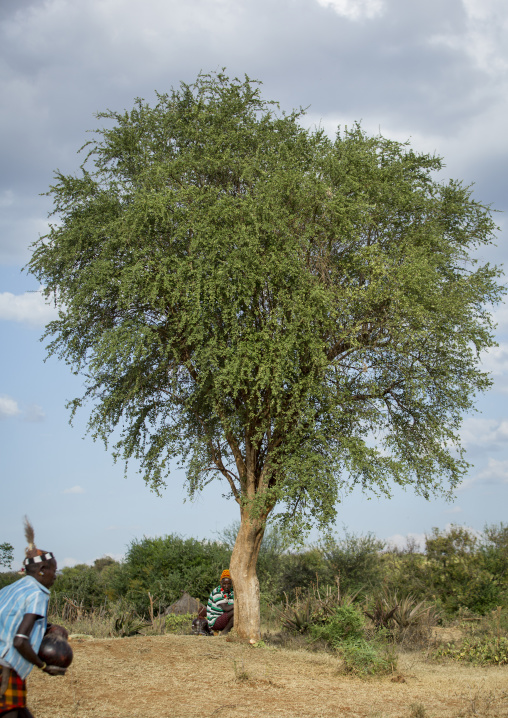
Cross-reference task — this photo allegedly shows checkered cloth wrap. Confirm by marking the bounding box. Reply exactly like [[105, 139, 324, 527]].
[[0, 666, 27, 712], [213, 612, 233, 631]]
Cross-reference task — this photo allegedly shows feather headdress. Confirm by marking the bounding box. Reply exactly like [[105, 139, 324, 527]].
[[22, 516, 54, 566], [24, 516, 35, 555]]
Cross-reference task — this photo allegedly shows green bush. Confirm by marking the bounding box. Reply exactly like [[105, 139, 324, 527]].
[[7, 523, 504, 633], [50, 563, 113, 611], [0, 572, 19, 591], [434, 607, 508, 665], [278, 549, 328, 596], [112, 607, 147, 637], [311, 605, 394, 675], [319, 531, 385, 594], [435, 636, 508, 666], [424, 526, 503, 614], [381, 526, 507, 615], [340, 638, 393, 675], [114, 534, 231, 616], [311, 605, 365, 646], [165, 613, 194, 634]]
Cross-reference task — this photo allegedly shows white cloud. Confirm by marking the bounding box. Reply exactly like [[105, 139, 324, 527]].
[[63, 485, 85, 495], [0, 395, 21, 418], [459, 458, 508, 490], [461, 417, 508, 450], [385, 532, 426, 552], [430, 0, 508, 77], [445, 506, 463, 515], [480, 343, 508, 377], [0, 395, 47, 422], [314, 0, 384, 20], [61, 557, 78, 568], [491, 303, 508, 333], [0, 394, 46, 422], [0, 288, 58, 327], [476, 458, 508, 484], [24, 404, 45, 423]]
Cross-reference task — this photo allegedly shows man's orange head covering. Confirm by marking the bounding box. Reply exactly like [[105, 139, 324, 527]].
[[220, 569, 231, 580]]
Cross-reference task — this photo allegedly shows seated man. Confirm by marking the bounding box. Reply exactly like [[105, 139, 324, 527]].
[[206, 570, 234, 635]]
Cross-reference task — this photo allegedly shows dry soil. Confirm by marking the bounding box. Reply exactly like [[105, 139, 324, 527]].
[[27, 634, 508, 718]]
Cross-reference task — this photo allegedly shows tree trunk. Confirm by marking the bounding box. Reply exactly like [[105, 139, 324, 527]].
[[229, 511, 266, 641]]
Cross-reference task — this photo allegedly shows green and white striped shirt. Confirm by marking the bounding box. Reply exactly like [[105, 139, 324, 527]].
[[207, 586, 234, 627]]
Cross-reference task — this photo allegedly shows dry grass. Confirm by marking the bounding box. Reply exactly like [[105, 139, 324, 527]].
[[27, 634, 508, 718]]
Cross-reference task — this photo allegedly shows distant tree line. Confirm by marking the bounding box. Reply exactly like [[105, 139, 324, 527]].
[[1, 524, 507, 618]]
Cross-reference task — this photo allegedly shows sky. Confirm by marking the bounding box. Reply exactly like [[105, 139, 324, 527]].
[[1, 0, 508, 569]]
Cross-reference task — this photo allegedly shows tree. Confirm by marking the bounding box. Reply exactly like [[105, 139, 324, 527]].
[[319, 531, 385, 593], [424, 526, 500, 613], [28, 72, 503, 639], [0, 542, 14, 570]]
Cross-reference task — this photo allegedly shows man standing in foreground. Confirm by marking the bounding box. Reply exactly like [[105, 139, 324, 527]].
[[0, 519, 65, 718]]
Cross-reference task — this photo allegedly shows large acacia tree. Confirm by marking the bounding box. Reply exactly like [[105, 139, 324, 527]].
[[29, 72, 503, 639]]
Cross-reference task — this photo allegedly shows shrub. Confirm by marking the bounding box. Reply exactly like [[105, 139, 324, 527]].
[[434, 607, 508, 666], [311, 604, 396, 675], [278, 549, 328, 596], [164, 613, 193, 634], [112, 610, 147, 637], [311, 605, 365, 646], [380, 526, 507, 615], [50, 563, 115, 611], [424, 526, 501, 614], [392, 594, 440, 649], [435, 635, 508, 666], [116, 534, 231, 615], [273, 582, 363, 635], [277, 592, 316, 634], [0, 572, 19, 591], [364, 588, 399, 629], [319, 531, 385, 594], [340, 637, 393, 676]]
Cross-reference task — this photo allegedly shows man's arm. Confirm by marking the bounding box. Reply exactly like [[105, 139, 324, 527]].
[[13, 614, 65, 675]]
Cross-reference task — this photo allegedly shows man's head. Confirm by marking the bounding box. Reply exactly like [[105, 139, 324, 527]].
[[25, 556, 58, 588], [221, 576, 232, 593], [220, 570, 232, 593]]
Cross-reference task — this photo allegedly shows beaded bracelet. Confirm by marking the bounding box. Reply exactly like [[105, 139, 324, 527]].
[[38, 662, 47, 671]]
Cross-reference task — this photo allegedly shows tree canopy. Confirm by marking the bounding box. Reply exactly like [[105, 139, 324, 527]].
[[28, 71, 503, 638]]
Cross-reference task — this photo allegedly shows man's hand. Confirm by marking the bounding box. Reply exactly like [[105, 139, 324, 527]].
[[218, 601, 234, 612], [43, 665, 67, 676]]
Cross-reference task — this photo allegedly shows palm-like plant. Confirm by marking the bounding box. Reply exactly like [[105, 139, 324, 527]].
[[393, 594, 440, 629], [364, 589, 399, 629]]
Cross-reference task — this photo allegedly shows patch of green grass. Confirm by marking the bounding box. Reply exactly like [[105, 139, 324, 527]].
[[164, 612, 194, 634], [434, 635, 508, 666]]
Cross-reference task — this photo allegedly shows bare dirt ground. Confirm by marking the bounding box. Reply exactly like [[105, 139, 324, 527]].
[[27, 634, 508, 718]]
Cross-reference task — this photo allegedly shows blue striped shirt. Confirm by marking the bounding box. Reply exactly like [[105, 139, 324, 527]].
[[0, 575, 50, 679]]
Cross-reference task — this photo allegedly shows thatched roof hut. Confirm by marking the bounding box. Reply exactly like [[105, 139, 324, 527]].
[[165, 592, 205, 616]]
